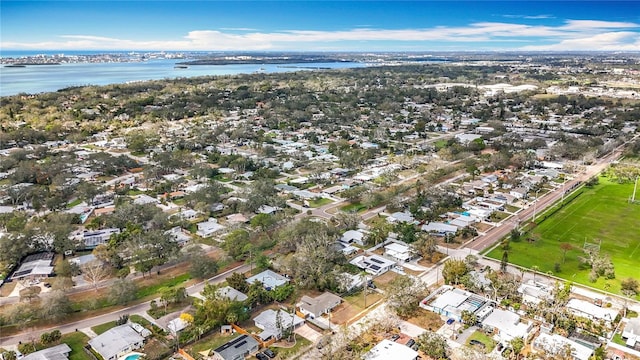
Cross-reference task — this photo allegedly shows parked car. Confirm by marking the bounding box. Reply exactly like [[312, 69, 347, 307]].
[[470, 339, 485, 348], [263, 349, 276, 358], [256, 353, 269, 360], [411, 344, 419, 351], [406, 339, 416, 347], [367, 280, 377, 289], [390, 334, 400, 341], [496, 343, 504, 352], [446, 318, 455, 325]]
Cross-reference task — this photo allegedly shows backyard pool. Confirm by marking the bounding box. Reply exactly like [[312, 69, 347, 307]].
[[122, 353, 143, 360]]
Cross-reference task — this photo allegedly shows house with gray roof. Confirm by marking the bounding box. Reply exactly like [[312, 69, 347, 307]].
[[88, 324, 146, 360], [253, 309, 305, 341], [22, 344, 71, 360], [298, 292, 342, 319], [421, 222, 458, 236], [212, 334, 259, 360], [217, 286, 248, 302], [246, 270, 289, 290], [622, 318, 640, 347], [10, 252, 54, 281], [387, 211, 416, 224]]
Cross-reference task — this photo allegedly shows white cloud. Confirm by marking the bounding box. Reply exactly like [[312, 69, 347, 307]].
[[561, 20, 639, 30], [520, 31, 640, 51], [219, 27, 258, 31], [2, 19, 639, 51], [502, 14, 555, 20]]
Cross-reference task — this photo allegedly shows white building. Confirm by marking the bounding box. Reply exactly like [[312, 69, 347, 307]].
[[384, 242, 414, 262], [421, 222, 457, 236], [566, 298, 618, 325], [622, 318, 640, 347], [88, 324, 147, 360], [532, 333, 593, 360], [340, 229, 366, 246], [481, 308, 533, 343], [196, 218, 226, 238], [349, 255, 396, 276], [364, 339, 418, 360]]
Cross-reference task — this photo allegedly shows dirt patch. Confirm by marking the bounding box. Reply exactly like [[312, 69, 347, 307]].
[[373, 271, 399, 290], [417, 251, 446, 267], [0, 281, 17, 297], [404, 309, 445, 332], [475, 223, 493, 232], [331, 302, 361, 325]]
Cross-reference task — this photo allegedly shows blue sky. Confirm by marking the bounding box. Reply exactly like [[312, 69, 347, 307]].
[[1, 1, 639, 51]]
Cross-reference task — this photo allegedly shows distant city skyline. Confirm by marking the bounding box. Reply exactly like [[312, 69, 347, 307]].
[[1, 1, 639, 52]]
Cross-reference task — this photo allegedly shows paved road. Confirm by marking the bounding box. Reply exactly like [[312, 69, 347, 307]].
[[467, 148, 624, 252], [0, 264, 251, 346]]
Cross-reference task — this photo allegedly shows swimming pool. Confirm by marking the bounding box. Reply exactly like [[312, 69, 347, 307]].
[[123, 353, 142, 360]]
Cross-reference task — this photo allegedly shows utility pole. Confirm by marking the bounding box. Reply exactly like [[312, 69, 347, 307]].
[[533, 189, 541, 222]]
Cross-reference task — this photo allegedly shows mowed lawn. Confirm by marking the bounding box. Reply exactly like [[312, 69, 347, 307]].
[[488, 178, 640, 295]]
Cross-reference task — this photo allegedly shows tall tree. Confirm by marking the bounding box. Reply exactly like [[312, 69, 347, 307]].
[[82, 259, 112, 290]]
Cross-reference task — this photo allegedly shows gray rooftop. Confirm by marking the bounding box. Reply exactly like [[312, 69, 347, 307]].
[[217, 286, 248, 302], [23, 344, 71, 360], [246, 270, 289, 290], [213, 334, 259, 360], [88, 324, 145, 360]]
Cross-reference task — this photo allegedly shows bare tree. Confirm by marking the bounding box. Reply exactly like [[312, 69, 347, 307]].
[[82, 259, 111, 290]]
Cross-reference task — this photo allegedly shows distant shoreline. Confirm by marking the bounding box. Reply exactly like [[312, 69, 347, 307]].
[[5, 62, 61, 67]]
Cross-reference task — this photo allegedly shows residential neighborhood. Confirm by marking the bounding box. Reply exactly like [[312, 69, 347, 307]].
[[1, 52, 640, 360]]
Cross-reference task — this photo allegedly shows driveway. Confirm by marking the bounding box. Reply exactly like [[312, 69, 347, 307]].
[[294, 324, 323, 343], [399, 320, 426, 338]]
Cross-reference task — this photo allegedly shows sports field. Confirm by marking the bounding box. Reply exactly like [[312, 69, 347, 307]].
[[487, 177, 640, 295]]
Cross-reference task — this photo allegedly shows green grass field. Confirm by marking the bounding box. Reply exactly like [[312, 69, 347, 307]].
[[308, 198, 333, 208], [488, 178, 640, 295]]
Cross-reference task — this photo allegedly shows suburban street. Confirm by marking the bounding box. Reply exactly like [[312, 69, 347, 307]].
[[468, 147, 625, 252], [0, 264, 251, 347]]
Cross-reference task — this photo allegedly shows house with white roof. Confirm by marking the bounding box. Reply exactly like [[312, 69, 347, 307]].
[[340, 229, 366, 246], [387, 211, 416, 224], [10, 252, 55, 281], [196, 218, 226, 238], [253, 309, 304, 341], [517, 281, 552, 305], [481, 308, 533, 343], [532, 333, 593, 360], [384, 242, 414, 262], [22, 344, 72, 360], [622, 318, 640, 348], [566, 298, 618, 325], [364, 339, 418, 360], [174, 209, 199, 221], [349, 254, 396, 276], [164, 226, 192, 246], [88, 324, 148, 360], [133, 194, 158, 205], [217, 286, 248, 302], [448, 214, 477, 228], [421, 222, 457, 236], [420, 286, 492, 322], [246, 270, 289, 290], [455, 133, 483, 145]]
